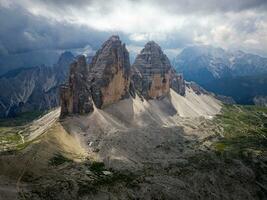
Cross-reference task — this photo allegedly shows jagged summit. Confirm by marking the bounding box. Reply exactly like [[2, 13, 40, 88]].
[[60, 36, 186, 117], [90, 35, 130, 81], [107, 35, 120, 41], [89, 35, 131, 108], [60, 55, 92, 116], [58, 51, 74, 63], [142, 41, 165, 57], [136, 41, 171, 71], [60, 36, 131, 117], [132, 41, 177, 99], [143, 40, 161, 49]]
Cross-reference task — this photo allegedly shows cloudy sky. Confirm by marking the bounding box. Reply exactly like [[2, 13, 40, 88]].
[[0, 0, 267, 59]]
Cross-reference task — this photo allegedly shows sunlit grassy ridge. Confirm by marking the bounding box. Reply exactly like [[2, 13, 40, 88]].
[[0, 111, 44, 127], [214, 104, 267, 155], [0, 111, 45, 152]]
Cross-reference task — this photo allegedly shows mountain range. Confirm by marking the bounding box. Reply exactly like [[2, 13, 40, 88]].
[[0, 52, 75, 117], [173, 45, 267, 104], [1, 43, 267, 118], [1, 36, 266, 200], [60, 36, 188, 117]]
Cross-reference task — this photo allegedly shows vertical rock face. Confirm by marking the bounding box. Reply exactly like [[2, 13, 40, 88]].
[[132, 41, 172, 99], [60, 56, 93, 117], [0, 51, 75, 118], [60, 36, 188, 117], [89, 35, 131, 108], [60, 36, 131, 117], [170, 69, 186, 96]]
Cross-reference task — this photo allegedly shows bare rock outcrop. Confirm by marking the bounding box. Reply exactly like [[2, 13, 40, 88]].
[[89, 35, 131, 108], [170, 69, 186, 96], [253, 96, 267, 107], [186, 81, 210, 95], [132, 41, 172, 99], [60, 36, 189, 117], [60, 36, 131, 117], [60, 55, 93, 117], [0, 51, 75, 118]]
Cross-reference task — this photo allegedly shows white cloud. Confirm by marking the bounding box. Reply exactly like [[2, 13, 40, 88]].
[[164, 48, 183, 60], [1, 0, 267, 56]]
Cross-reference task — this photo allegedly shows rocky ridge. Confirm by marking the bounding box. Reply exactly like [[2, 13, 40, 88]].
[[253, 96, 267, 107], [131, 41, 172, 99], [60, 36, 186, 117], [173, 45, 267, 104], [60, 36, 131, 116], [89, 35, 131, 109], [0, 52, 75, 117]]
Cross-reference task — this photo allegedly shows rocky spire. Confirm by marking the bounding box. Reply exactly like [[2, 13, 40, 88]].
[[132, 41, 172, 99], [60, 55, 93, 117], [170, 69, 186, 96], [89, 35, 131, 108], [60, 35, 131, 117], [60, 36, 187, 117]]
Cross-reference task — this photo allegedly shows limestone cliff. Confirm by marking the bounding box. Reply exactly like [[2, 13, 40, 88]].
[[60, 36, 190, 117], [170, 69, 186, 96], [60, 36, 131, 117], [89, 35, 131, 108], [0, 52, 74, 118], [132, 41, 172, 99], [132, 41, 186, 99], [60, 56, 93, 116]]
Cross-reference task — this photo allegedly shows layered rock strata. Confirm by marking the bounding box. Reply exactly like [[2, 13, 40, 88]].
[[60, 37, 187, 117], [60, 55, 93, 116], [89, 35, 131, 108], [0, 51, 75, 118], [132, 41, 172, 99], [60, 36, 131, 117], [170, 69, 186, 96]]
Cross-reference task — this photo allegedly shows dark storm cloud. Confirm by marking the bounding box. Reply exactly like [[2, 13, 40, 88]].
[[0, 0, 267, 57], [29, 0, 267, 14], [0, 5, 113, 55]]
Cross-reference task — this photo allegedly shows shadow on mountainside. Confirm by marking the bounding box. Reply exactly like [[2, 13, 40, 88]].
[[1, 133, 266, 200], [0, 104, 267, 200]]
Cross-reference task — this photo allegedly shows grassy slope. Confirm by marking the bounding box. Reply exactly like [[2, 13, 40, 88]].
[[0, 105, 267, 199], [0, 111, 45, 152], [213, 104, 267, 156], [0, 111, 44, 127]]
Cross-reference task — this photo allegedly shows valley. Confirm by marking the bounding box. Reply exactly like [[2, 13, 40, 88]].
[[0, 36, 266, 200], [0, 102, 266, 199], [1, 1, 267, 199]]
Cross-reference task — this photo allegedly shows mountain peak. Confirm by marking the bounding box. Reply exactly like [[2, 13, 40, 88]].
[[143, 41, 162, 52], [57, 51, 74, 65], [145, 40, 159, 47], [76, 55, 86, 66], [132, 39, 185, 99], [60, 35, 131, 117], [108, 35, 120, 41], [99, 35, 125, 55], [60, 35, 186, 116], [134, 40, 171, 70], [60, 51, 74, 58]]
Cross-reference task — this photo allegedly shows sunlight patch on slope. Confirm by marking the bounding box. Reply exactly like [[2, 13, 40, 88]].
[[170, 88, 222, 118]]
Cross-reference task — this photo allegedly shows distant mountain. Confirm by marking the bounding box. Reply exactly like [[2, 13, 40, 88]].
[[0, 52, 75, 117], [60, 36, 187, 117], [0, 50, 63, 76], [204, 73, 267, 104], [173, 45, 267, 104], [0, 45, 96, 76]]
